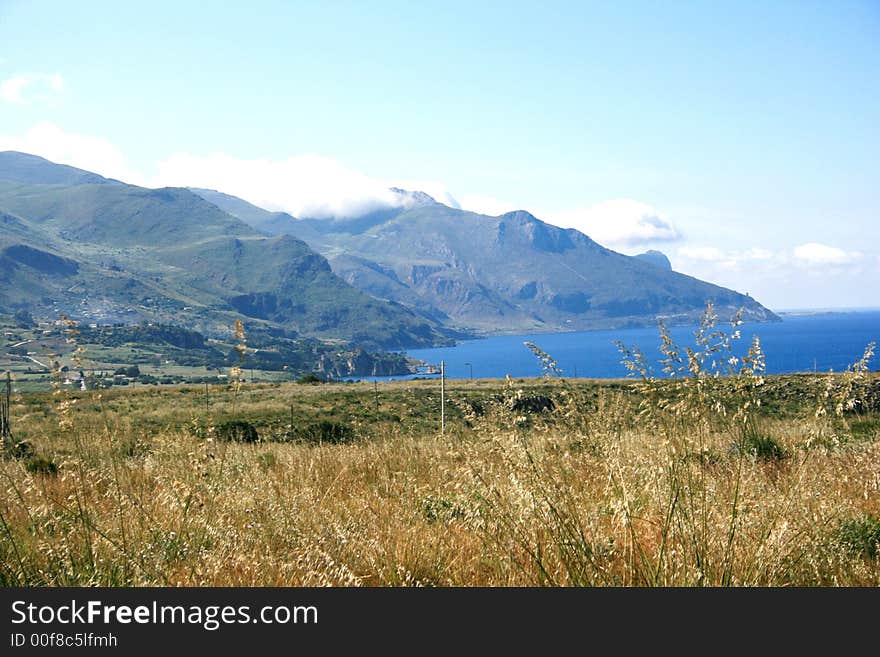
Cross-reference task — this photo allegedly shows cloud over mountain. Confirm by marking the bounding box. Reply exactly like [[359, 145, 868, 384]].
[[0, 122, 144, 185], [549, 199, 682, 248], [154, 152, 437, 220]]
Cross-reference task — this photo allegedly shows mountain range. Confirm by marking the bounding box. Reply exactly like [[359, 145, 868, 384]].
[[0, 151, 778, 354], [192, 187, 777, 333], [0, 151, 452, 350]]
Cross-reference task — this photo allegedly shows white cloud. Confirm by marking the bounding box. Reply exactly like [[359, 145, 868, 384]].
[[675, 245, 780, 274], [672, 242, 878, 310], [0, 73, 63, 104], [743, 247, 774, 260], [793, 242, 862, 266], [677, 246, 775, 266], [548, 199, 682, 248], [0, 122, 145, 185], [677, 243, 871, 275], [393, 180, 460, 209], [154, 152, 453, 219], [677, 246, 726, 262]]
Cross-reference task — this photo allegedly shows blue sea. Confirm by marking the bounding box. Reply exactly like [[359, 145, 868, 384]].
[[401, 310, 880, 381]]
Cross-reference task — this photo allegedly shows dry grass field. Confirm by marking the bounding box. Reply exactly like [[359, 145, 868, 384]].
[[1, 317, 878, 587]]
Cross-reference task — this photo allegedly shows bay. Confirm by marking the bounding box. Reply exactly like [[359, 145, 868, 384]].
[[403, 310, 880, 381]]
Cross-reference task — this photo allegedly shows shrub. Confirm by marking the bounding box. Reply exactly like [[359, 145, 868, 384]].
[[5, 440, 35, 460], [459, 399, 485, 417], [508, 393, 555, 414], [26, 456, 58, 475], [849, 419, 880, 440], [836, 515, 880, 560], [296, 374, 324, 385], [297, 420, 355, 444], [734, 432, 787, 461], [215, 420, 260, 443]]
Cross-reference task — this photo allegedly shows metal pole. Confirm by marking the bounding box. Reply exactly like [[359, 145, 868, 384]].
[[2, 371, 9, 442], [440, 360, 446, 434]]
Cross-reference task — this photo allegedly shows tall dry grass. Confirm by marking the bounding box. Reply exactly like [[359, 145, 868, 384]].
[[0, 307, 878, 586]]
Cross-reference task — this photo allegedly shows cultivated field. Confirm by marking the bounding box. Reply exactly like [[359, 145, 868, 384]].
[[1, 324, 879, 586]]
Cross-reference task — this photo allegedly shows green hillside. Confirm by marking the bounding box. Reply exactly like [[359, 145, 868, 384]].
[[0, 152, 453, 349]]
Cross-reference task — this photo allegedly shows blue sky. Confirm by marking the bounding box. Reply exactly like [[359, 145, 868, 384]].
[[1, 0, 878, 309]]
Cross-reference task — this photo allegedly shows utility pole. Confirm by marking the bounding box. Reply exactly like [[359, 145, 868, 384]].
[[374, 380, 380, 412], [1, 371, 11, 446], [440, 360, 446, 434], [465, 362, 473, 381]]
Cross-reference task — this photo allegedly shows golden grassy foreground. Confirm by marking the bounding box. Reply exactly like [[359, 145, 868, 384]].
[[2, 313, 879, 587], [2, 359, 878, 587]]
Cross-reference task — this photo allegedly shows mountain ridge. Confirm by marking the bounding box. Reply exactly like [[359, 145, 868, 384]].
[[191, 187, 779, 334], [0, 151, 456, 350]]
